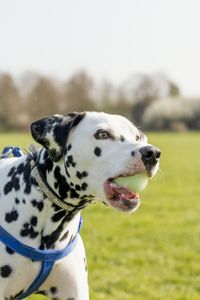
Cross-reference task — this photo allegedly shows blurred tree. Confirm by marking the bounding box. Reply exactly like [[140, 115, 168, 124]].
[[130, 74, 158, 125], [98, 80, 116, 112], [114, 88, 132, 119], [62, 71, 97, 112], [0, 70, 186, 132], [98, 80, 132, 118], [26, 76, 61, 121], [124, 73, 180, 125], [142, 97, 200, 131], [168, 81, 180, 97], [18, 71, 41, 97], [0, 73, 22, 130]]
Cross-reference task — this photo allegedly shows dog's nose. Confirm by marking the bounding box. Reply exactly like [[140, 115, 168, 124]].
[[140, 146, 161, 166]]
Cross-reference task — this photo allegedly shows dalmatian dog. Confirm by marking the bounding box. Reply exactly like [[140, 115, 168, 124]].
[[0, 112, 161, 300]]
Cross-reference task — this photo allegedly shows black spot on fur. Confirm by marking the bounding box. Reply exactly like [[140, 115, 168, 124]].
[[70, 188, 80, 199], [31, 199, 44, 212], [31, 216, 38, 226], [76, 171, 88, 180], [80, 194, 94, 201], [54, 166, 70, 198], [52, 210, 66, 222], [53, 123, 68, 149], [94, 147, 101, 157], [5, 246, 15, 255], [68, 112, 86, 126], [81, 183, 88, 191], [23, 160, 32, 194], [7, 167, 16, 177], [4, 158, 31, 198], [46, 157, 54, 173], [40, 213, 74, 249], [59, 230, 69, 242], [67, 155, 73, 165], [5, 289, 24, 300], [15, 198, 20, 204], [37, 201, 44, 211], [20, 218, 39, 239], [77, 199, 89, 208], [50, 287, 58, 294], [65, 168, 70, 178], [67, 144, 72, 151], [0, 265, 12, 277], [31, 199, 37, 207], [5, 209, 19, 223], [66, 155, 76, 168], [75, 184, 81, 191], [17, 163, 24, 174], [120, 135, 125, 142], [4, 182, 12, 195], [12, 176, 20, 191], [37, 162, 47, 182], [131, 151, 135, 156], [49, 149, 59, 162]]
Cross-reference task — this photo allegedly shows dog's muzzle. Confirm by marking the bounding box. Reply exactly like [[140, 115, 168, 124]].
[[103, 146, 161, 213]]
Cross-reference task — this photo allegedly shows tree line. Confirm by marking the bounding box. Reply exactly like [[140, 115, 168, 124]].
[[0, 70, 199, 131]]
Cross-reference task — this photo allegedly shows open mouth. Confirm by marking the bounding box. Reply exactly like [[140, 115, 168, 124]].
[[103, 178, 140, 213]]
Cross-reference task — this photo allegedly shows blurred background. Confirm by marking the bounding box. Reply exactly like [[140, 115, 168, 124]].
[[0, 0, 200, 131]]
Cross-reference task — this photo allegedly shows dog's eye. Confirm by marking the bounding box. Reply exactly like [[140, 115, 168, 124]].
[[94, 130, 111, 140], [135, 134, 140, 141]]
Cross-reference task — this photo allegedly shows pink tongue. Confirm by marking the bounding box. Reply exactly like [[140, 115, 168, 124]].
[[116, 187, 138, 200], [104, 182, 138, 200]]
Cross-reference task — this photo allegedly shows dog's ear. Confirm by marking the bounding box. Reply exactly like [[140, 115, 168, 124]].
[[30, 112, 86, 162]]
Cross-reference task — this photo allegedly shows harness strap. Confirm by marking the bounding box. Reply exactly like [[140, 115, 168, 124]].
[[0, 146, 23, 158], [0, 224, 79, 261], [0, 217, 82, 299], [16, 261, 54, 299]]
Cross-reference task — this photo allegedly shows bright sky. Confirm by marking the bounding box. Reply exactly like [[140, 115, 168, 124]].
[[0, 0, 200, 96]]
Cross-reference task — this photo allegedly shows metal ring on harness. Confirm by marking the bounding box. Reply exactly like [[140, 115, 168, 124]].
[[0, 147, 83, 299]]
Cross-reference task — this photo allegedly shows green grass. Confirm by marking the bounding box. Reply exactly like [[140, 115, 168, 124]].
[[1, 132, 200, 300]]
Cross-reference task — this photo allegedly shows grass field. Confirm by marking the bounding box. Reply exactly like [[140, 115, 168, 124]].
[[1, 132, 200, 300]]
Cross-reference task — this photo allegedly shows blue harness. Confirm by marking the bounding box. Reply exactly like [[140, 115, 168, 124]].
[[0, 147, 82, 299]]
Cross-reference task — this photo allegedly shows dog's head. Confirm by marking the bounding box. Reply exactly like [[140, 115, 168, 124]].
[[30, 112, 161, 213]]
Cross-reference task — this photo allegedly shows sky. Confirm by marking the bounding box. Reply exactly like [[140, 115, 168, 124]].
[[0, 0, 200, 96]]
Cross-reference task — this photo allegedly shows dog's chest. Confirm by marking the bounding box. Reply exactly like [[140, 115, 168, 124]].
[[0, 156, 79, 250]]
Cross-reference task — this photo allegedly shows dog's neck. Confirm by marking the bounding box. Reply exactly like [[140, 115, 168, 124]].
[[30, 148, 93, 249], [33, 148, 94, 205]]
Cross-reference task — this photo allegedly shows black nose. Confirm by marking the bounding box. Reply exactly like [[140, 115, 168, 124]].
[[140, 146, 161, 166]]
